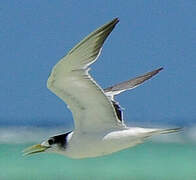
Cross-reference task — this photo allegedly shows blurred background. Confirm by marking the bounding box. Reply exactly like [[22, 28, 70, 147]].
[[0, 1, 195, 179], [1, 1, 195, 129]]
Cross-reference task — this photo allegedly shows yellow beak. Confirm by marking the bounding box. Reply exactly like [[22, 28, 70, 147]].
[[23, 144, 49, 156]]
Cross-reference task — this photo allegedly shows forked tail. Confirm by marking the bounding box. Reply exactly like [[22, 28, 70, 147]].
[[153, 127, 182, 135]]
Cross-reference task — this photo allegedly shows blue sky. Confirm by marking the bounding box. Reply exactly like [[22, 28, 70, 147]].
[[0, 1, 195, 127]]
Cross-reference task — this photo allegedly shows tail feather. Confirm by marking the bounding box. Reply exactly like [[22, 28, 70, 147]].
[[153, 128, 182, 135]]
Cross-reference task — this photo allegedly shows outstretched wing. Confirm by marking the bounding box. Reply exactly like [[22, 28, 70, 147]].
[[47, 18, 123, 132], [104, 68, 163, 122], [104, 68, 163, 99]]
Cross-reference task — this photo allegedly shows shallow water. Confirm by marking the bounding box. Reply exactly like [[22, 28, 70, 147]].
[[0, 142, 195, 180]]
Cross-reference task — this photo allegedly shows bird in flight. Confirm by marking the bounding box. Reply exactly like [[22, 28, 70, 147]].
[[23, 18, 180, 159]]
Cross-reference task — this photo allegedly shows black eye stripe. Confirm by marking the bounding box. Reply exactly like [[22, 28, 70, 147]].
[[48, 139, 54, 145], [48, 131, 72, 148]]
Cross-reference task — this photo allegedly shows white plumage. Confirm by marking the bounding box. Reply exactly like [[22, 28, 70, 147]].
[[24, 18, 180, 159]]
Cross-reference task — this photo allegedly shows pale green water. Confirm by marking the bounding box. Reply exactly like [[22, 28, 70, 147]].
[[0, 142, 195, 180]]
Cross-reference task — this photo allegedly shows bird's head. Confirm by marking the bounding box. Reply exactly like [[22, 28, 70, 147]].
[[23, 131, 72, 156]]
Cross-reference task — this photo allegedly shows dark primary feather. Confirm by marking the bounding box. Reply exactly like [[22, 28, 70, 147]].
[[104, 68, 163, 94], [68, 18, 119, 56], [104, 68, 163, 122], [112, 101, 123, 122]]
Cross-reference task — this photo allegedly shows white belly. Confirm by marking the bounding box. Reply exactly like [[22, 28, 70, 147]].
[[58, 128, 150, 159]]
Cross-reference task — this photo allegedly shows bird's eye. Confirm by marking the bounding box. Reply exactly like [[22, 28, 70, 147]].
[[48, 139, 54, 145]]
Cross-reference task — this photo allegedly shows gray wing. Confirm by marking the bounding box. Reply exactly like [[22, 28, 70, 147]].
[[104, 68, 163, 122], [47, 18, 123, 132], [104, 68, 163, 98]]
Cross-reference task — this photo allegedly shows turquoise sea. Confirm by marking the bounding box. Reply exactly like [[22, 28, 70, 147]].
[[0, 127, 196, 180]]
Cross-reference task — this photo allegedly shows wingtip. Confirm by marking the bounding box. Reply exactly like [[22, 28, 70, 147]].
[[150, 67, 164, 76], [110, 17, 120, 26], [114, 17, 120, 23], [157, 67, 164, 72]]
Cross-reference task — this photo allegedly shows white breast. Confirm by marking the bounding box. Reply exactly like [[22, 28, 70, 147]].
[[58, 128, 149, 159]]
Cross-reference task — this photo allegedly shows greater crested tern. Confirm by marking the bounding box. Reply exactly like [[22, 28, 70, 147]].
[[24, 18, 181, 158]]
